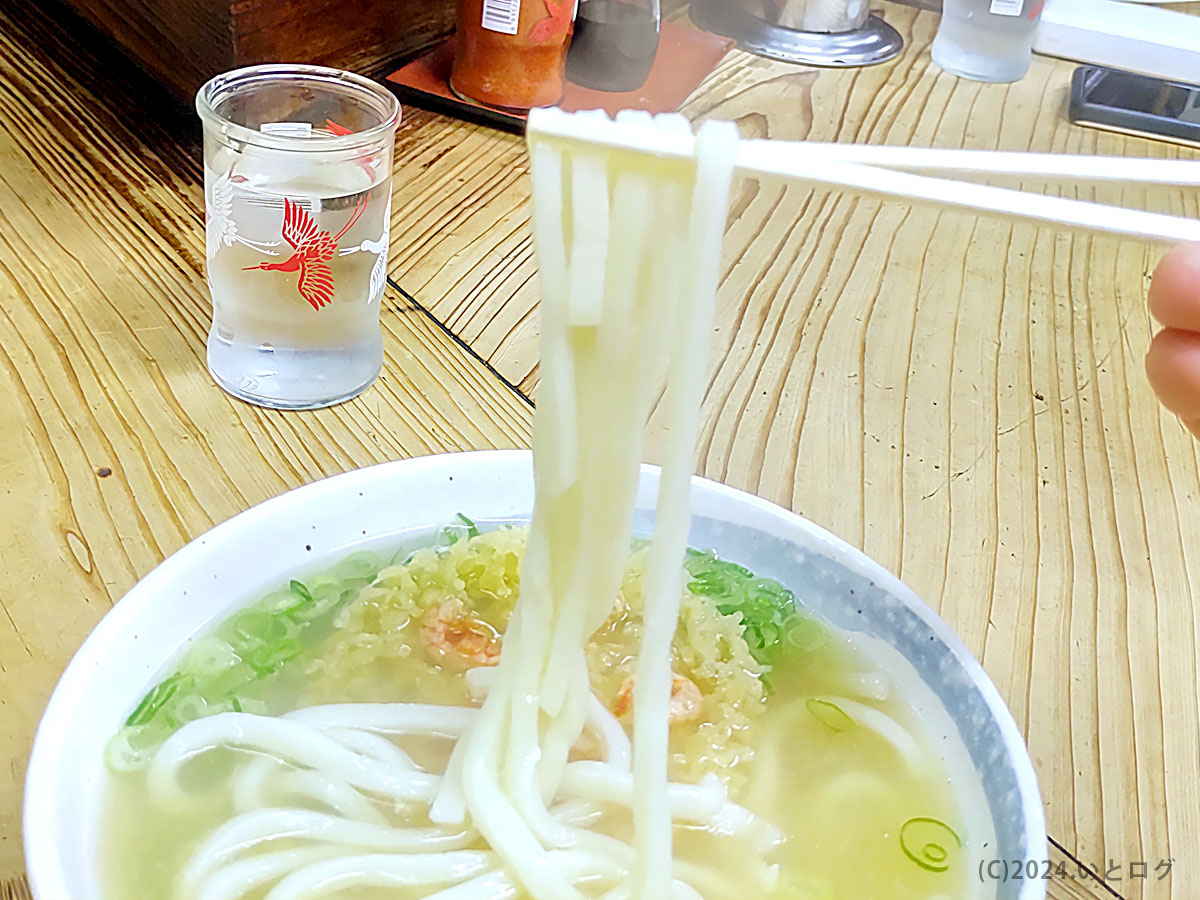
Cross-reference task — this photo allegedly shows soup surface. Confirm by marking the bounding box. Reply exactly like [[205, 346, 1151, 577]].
[[102, 523, 980, 900]]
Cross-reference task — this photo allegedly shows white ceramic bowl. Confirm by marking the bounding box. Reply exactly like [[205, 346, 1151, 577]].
[[24, 450, 1046, 900]]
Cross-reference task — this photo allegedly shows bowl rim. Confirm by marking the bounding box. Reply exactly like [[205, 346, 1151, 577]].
[[23, 448, 1046, 900]]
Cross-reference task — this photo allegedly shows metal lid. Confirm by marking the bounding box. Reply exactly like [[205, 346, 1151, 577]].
[[691, 0, 904, 67]]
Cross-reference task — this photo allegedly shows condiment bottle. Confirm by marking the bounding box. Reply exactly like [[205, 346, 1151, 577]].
[[566, 0, 660, 93], [450, 0, 576, 109], [931, 0, 1046, 83]]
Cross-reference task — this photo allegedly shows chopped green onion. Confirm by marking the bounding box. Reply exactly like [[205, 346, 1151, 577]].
[[899, 816, 961, 873], [334, 551, 381, 582], [722, 561, 755, 579], [247, 638, 304, 674], [182, 636, 241, 679], [783, 614, 827, 654], [259, 589, 304, 615], [125, 673, 188, 727], [283, 577, 344, 622], [286, 596, 331, 622], [230, 610, 295, 650], [684, 549, 807, 670], [806, 698, 855, 733], [107, 549, 386, 776], [437, 513, 482, 548], [233, 695, 269, 715], [167, 693, 210, 726], [105, 725, 160, 773]]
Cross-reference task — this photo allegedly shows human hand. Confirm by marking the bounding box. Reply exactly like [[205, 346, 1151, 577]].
[[1147, 244, 1200, 439]]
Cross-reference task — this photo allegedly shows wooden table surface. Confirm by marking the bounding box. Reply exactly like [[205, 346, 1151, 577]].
[[1, 2, 1198, 900]]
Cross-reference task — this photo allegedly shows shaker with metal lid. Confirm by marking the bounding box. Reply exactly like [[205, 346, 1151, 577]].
[[691, 0, 902, 67], [566, 0, 661, 92]]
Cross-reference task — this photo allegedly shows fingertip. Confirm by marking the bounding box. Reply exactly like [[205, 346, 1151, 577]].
[[1146, 327, 1200, 419], [1149, 243, 1200, 330]]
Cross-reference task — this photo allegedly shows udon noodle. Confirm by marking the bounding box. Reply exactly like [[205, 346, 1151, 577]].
[[445, 110, 744, 900], [102, 110, 980, 900]]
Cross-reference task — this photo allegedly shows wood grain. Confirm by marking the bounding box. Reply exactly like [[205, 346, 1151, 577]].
[[0, 0, 530, 883], [385, 8, 1200, 900], [0, 1, 1197, 899], [231, 0, 457, 83], [40, 0, 456, 102], [39, 0, 233, 102]]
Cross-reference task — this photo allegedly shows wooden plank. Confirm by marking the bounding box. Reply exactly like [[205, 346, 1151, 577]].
[[230, 0, 457, 85], [1047, 841, 1125, 900], [42, 0, 233, 102], [0, 1, 1195, 898], [386, 9, 1200, 900], [45, 0, 456, 102], [389, 110, 539, 386], [0, 2, 531, 884]]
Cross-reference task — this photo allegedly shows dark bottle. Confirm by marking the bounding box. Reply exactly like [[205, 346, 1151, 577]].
[[565, 0, 660, 93]]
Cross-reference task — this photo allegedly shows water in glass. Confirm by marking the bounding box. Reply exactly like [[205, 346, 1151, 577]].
[[205, 138, 390, 409]]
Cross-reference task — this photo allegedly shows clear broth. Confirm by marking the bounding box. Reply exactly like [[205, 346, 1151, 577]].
[[101, 536, 979, 900]]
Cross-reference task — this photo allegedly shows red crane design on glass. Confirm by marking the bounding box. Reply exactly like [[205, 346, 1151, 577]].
[[243, 196, 367, 310]]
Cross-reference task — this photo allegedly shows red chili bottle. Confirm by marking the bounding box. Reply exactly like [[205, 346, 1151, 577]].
[[450, 0, 575, 109]]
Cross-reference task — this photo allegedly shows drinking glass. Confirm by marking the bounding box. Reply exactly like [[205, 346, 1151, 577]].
[[932, 0, 1045, 83], [196, 65, 400, 409]]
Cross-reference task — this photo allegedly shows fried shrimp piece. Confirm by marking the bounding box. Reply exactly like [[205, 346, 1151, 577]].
[[419, 598, 502, 669], [613, 672, 703, 724]]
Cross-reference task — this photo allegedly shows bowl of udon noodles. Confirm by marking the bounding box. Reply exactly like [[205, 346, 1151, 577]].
[[24, 449, 1045, 900]]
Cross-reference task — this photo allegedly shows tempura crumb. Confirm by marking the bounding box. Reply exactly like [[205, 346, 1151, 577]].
[[311, 528, 767, 787]]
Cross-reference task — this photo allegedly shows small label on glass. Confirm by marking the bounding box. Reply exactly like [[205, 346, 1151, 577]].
[[260, 122, 313, 137], [989, 0, 1023, 15], [481, 0, 521, 34]]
